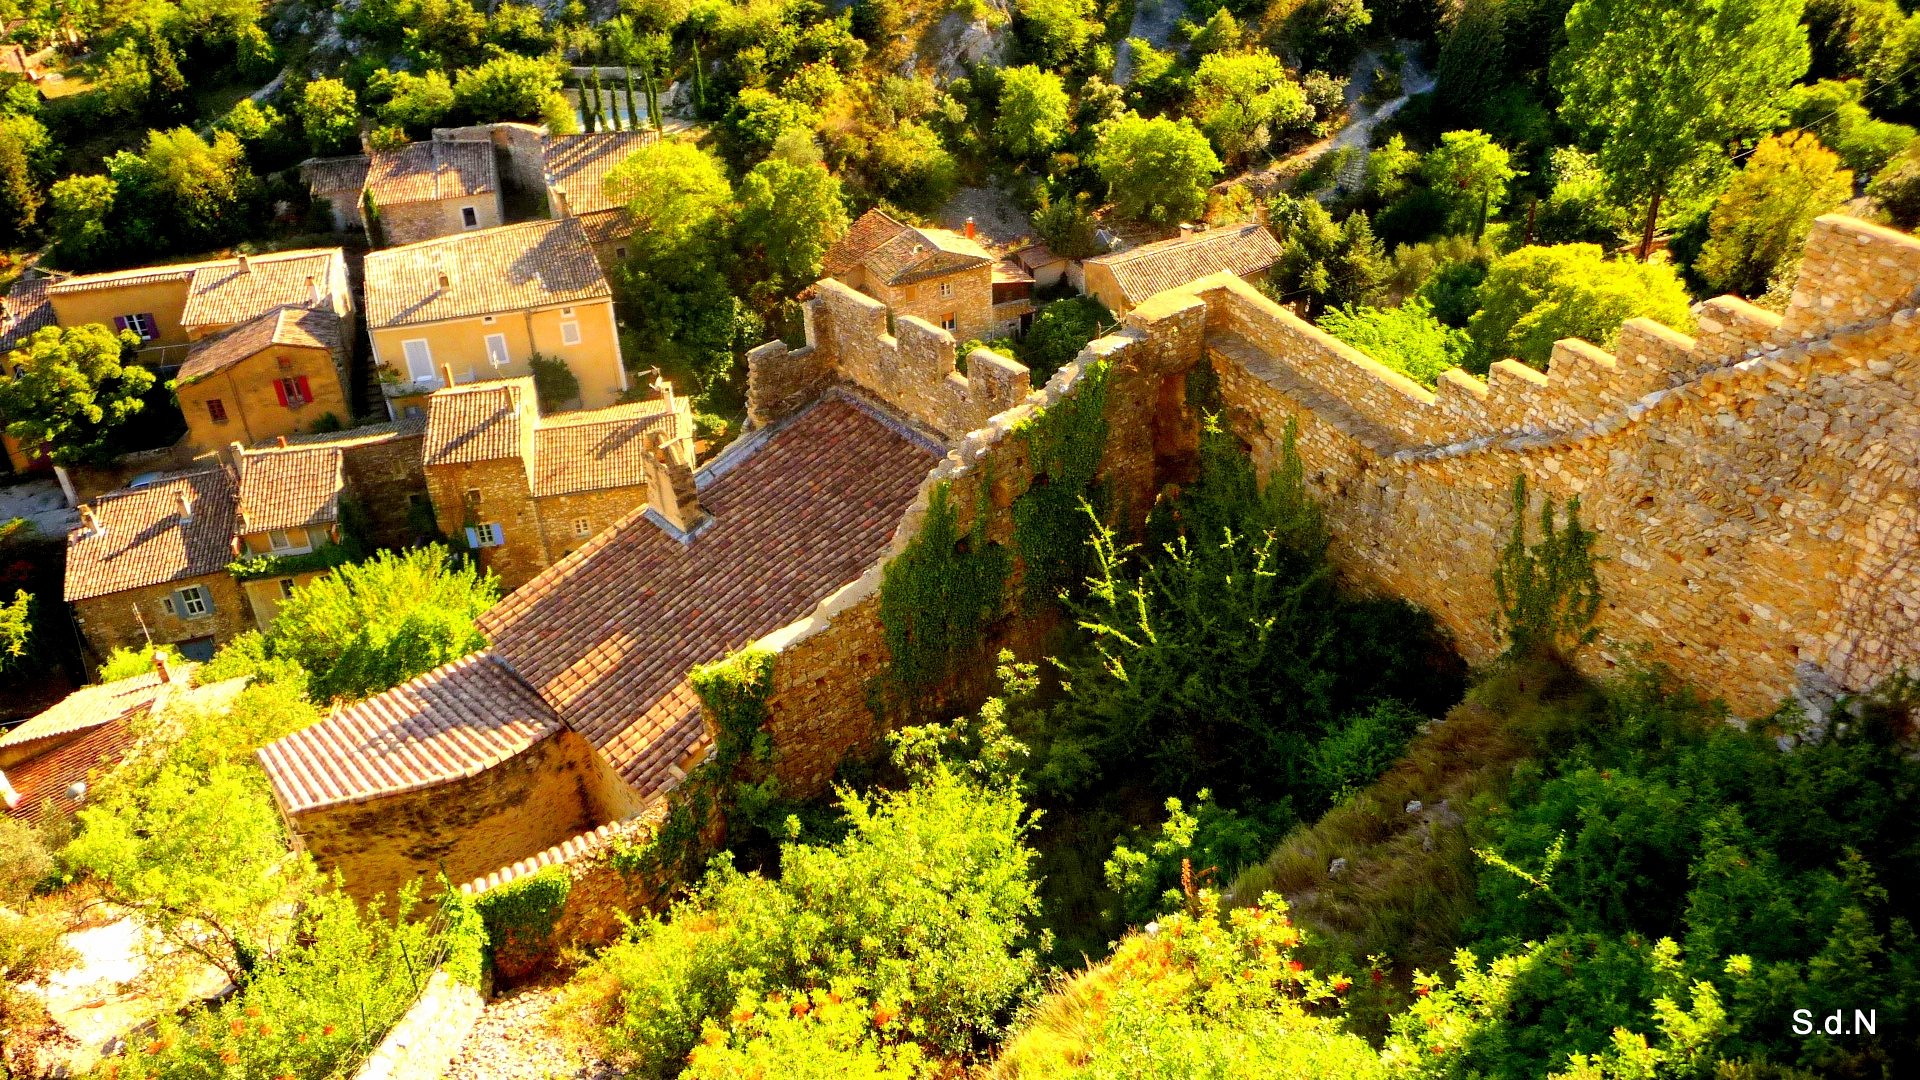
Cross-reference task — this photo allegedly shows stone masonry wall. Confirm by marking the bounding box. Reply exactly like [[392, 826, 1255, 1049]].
[[425, 457, 548, 591], [350, 970, 485, 1080], [749, 279, 1030, 441], [286, 728, 622, 903], [333, 427, 429, 549], [72, 573, 251, 667]]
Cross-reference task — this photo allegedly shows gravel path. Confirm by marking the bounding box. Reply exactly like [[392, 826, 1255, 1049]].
[[442, 984, 623, 1080]]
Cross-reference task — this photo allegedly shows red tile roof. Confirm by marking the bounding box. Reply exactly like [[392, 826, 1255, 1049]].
[[822, 208, 992, 287], [530, 398, 688, 498], [235, 444, 344, 533], [481, 394, 938, 790], [177, 306, 344, 386], [1084, 224, 1282, 307], [2, 716, 134, 820], [547, 131, 655, 218], [363, 219, 611, 330], [256, 652, 563, 814], [422, 379, 535, 467], [366, 140, 496, 205], [65, 471, 239, 602], [180, 249, 345, 329], [0, 272, 59, 354], [0, 670, 167, 759]]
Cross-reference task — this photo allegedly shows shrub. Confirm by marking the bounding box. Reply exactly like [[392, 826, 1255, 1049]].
[[98, 643, 182, 682], [1465, 244, 1694, 371], [1318, 299, 1471, 387], [529, 353, 582, 410], [1018, 296, 1110, 386]]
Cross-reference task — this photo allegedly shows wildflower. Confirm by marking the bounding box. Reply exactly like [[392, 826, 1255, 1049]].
[[1431, 1045, 1446, 1054], [791, 999, 811, 1017], [323, 1025, 337, 1037], [703, 1029, 725, 1047], [1416, 986, 1430, 996], [1286, 959, 1304, 972], [873, 1004, 901, 1028], [732, 1008, 754, 1025], [220, 1051, 239, 1065], [259, 1025, 272, 1037], [246, 1007, 262, 1019], [230, 1020, 246, 1036], [1331, 976, 1351, 993]]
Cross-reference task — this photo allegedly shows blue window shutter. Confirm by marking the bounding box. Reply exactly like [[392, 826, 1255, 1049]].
[[465, 526, 480, 547]]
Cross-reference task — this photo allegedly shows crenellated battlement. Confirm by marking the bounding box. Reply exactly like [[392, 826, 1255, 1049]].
[[747, 278, 1031, 440]]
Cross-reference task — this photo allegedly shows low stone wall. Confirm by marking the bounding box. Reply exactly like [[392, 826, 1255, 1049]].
[[351, 969, 485, 1080]]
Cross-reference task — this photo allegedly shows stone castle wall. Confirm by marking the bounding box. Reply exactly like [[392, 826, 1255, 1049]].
[[737, 214, 1920, 756]]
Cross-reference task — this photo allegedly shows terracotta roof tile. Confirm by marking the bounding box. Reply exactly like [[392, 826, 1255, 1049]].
[[546, 131, 655, 217], [823, 208, 912, 280], [180, 249, 344, 329], [422, 378, 534, 466], [1084, 223, 1282, 306], [365, 140, 496, 206], [255, 653, 563, 814], [0, 273, 59, 354], [481, 395, 937, 790], [302, 155, 372, 197], [2, 716, 134, 819], [177, 306, 344, 386], [575, 207, 636, 248], [0, 671, 167, 755], [363, 219, 611, 329], [47, 264, 200, 296], [65, 471, 239, 602], [860, 220, 993, 287], [236, 444, 344, 533], [530, 398, 688, 498]]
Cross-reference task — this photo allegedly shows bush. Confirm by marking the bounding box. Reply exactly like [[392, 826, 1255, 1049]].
[[530, 353, 582, 410], [1018, 296, 1110, 385], [1318, 299, 1471, 387], [1466, 244, 1695, 372], [98, 643, 183, 682]]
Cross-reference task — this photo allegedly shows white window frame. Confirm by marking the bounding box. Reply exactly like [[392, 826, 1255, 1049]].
[[572, 516, 591, 537], [122, 313, 157, 340], [461, 206, 480, 229], [939, 282, 954, 298], [466, 522, 505, 548], [560, 321, 582, 346], [484, 333, 511, 368], [402, 339, 436, 384], [268, 529, 294, 552], [278, 578, 297, 600], [178, 585, 210, 619]]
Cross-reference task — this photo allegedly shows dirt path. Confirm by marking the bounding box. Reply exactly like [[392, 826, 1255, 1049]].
[[442, 983, 622, 1080], [1112, 0, 1189, 86]]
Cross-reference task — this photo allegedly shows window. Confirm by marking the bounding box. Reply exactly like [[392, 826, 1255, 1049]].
[[485, 333, 510, 368], [941, 313, 957, 332], [167, 585, 211, 619], [113, 313, 157, 341], [573, 516, 591, 537], [561, 307, 575, 317], [402, 340, 435, 383], [461, 206, 479, 228], [615, 246, 628, 260], [206, 398, 228, 424], [466, 522, 504, 547], [403, 404, 425, 419], [560, 321, 582, 346], [939, 282, 954, 298], [464, 488, 482, 508], [268, 529, 295, 552], [275, 376, 312, 407], [482, 315, 497, 325], [279, 578, 297, 600]]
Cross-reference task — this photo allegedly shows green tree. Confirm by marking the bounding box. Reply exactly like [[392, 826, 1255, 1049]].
[[1782, 78, 1916, 176], [94, 40, 151, 118], [1269, 199, 1386, 316], [1697, 131, 1853, 299], [298, 78, 360, 157], [371, 70, 456, 135], [995, 65, 1070, 159], [0, 588, 31, 672], [1092, 114, 1223, 225], [733, 157, 849, 315], [1870, 136, 1920, 228], [1017, 0, 1101, 69], [1558, 0, 1812, 258], [0, 817, 75, 1080], [142, 23, 189, 124], [1466, 244, 1696, 371], [110, 127, 262, 253], [1420, 129, 1519, 239], [607, 138, 733, 247], [454, 54, 567, 125], [864, 123, 960, 214], [1190, 50, 1311, 165], [1363, 133, 1420, 206], [1319, 298, 1472, 387], [0, 324, 154, 465], [0, 113, 49, 240], [1019, 296, 1110, 385], [1535, 147, 1636, 249], [1192, 6, 1242, 52], [266, 545, 499, 703]]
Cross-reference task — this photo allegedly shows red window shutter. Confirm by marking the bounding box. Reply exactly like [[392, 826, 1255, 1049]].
[[295, 376, 311, 404], [274, 379, 289, 406]]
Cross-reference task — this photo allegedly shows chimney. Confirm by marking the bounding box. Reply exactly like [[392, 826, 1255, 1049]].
[[641, 431, 704, 535], [438, 269, 452, 291], [1178, 223, 1196, 238], [176, 489, 194, 522], [228, 440, 246, 464], [237, 253, 252, 274], [440, 362, 456, 387], [276, 435, 288, 448], [153, 649, 174, 684], [550, 184, 570, 219], [79, 505, 99, 536], [965, 217, 975, 240], [651, 373, 675, 415], [307, 274, 323, 307]]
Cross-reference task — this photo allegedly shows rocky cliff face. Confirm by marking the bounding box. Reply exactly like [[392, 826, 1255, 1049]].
[[918, 0, 1013, 82]]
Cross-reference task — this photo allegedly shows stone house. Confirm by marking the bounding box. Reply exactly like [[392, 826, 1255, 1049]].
[[543, 130, 656, 271], [421, 375, 691, 591], [0, 655, 244, 821], [65, 470, 248, 665], [1081, 223, 1281, 315], [364, 219, 629, 412], [37, 249, 354, 368], [174, 307, 351, 451], [303, 140, 503, 247], [821, 208, 1022, 341], [230, 442, 349, 630]]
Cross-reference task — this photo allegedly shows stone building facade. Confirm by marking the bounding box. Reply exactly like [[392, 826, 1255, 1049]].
[[820, 209, 1009, 341]]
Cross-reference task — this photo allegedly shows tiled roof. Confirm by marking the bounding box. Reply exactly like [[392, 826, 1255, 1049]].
[[0, 273, 58, 353], [993, 259, 1035, 284], [575, 207, 636, 248], [365, 140, 496, 205], [422, 378, 534, 467], [481, 394, 938, 791], [363, 219, 611, 329], [65, 470, 239, 602], [531, 398, 689, 498], [1013, 242, 1064, 270], [1084, 223, 1282, 305], [302, 155, 372, 196], [180, 249, 343, 329], [841, 209, 993, 287], [2, 716, 134, 819], [824, 208, 912, 280], [236, 444, 344, 533], [177, 306, 344, 385], [47, 264, 200, 296], [256, 653, 563, 814], [278, 415, 428, 448], [0, 670, 169, 757], [547, 131, 655, 217]]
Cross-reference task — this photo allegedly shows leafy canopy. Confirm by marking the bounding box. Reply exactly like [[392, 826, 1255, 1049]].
[[996, 65, 1071, 159], [1466, 244, 1696, 371], [1319, 299, 1471, 388], [1092, 114, 1222, 226], [1697, 131, 1852, 299], [0, 324, 154, 465]]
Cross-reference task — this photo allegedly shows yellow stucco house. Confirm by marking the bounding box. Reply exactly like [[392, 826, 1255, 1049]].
[[363, 219, 627, 414]]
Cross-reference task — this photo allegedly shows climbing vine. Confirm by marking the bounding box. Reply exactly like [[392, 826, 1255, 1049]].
[[1492, 474, 1605, 659], [1010, 356, 1114, 609], [878, 480, 1011, 698], [434, 880, 489, 987], [471, 864, 571, 957]]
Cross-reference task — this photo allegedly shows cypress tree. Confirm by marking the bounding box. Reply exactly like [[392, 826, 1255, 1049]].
[[586, 71, 602, 133], [626, 65, 640, 133], [691, 38, 707, 117]]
